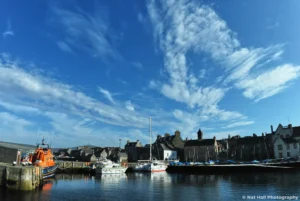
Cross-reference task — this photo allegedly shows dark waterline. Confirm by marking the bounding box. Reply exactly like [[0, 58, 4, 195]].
[[1, 172, 300, 201]]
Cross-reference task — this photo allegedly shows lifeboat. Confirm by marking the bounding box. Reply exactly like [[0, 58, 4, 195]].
[[29, 138, 58, 179]]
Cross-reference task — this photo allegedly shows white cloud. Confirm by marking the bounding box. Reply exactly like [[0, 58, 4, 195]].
[[146, 0, 298, 124], [225, 45, 284, 82], [0, 100, 40, 114], [137, 12, 145, 23], [0, 112, 32, 126], [98, 87, 115, 104], [132, 61, 144, 70], [0, 54, 152, 128], [2, 20, 14, 38], [223, 121, 254, 129], [236, 64, 300, 102], [57, 41, 74, 54], [125, 100, 135, 111], [50, 3, 119, 59], [147, 0, 234, 109], [200, 105, 244, 121]]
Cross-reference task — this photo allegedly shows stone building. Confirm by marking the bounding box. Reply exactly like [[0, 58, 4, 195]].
[[184, 129, 218, 162], [152, 130, 185, 161], [124, 140, 144, 162], [0, 141, 36, 164]]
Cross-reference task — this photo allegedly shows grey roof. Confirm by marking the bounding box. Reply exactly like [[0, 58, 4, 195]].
[[160, 143, 172, 151], [185, 139, 215, 147], [0, 141, 36, 151], [292, 126, 300, 137], [282, 137, 298, 144]]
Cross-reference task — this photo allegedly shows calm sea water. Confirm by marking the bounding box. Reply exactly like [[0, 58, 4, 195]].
[[1, 172, 300, 201]]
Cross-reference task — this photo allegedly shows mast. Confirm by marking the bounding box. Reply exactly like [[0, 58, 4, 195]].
[[149, 117, 152, 161]]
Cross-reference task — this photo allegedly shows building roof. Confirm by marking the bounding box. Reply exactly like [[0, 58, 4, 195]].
[[160, 143, 172, 151], [185, 139, 215, 147], [292, 126, 300, 137], [118, 152, 127, 157], [157, 135, 175, 143], [282, 137, 298, 144], [0, 141, 36, 151]]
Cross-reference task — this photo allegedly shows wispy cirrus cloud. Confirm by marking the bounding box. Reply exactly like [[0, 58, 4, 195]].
[[0, 54, 147, 128], [0, 53, 187, 146], [236, 64, 300, 102], [146, 0, 246, 122], [146, 0, 300, 128], [0, 112, 32, 126], [98, 87, 115, 104], [125, 100, 135, 111], [223, 121, 254, 129], [56, 41, 74, 54], [2, 20, 14, 38], [50, 2, 120, 60]]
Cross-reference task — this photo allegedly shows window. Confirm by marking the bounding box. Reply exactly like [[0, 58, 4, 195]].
[[279, 152, 283, 158], [294, 143, 297, 149], [287, 144, 290, 150], [278, 145, 282, 150], [287, 152, 290, 157]]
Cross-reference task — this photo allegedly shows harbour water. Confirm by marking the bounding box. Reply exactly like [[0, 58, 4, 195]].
[[1, 172, 300, 201]]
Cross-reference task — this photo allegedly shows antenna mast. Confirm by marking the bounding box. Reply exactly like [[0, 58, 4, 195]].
[[149, 117, 152, 161]]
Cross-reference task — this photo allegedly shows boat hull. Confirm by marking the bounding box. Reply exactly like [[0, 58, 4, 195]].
[[43, 165, 59, 179]]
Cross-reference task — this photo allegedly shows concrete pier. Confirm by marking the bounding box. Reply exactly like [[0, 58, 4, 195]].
[[56, 161, 93, 173], [0, 162, 43, 191]]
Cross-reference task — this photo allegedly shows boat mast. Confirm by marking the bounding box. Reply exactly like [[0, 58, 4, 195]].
[[149, 117, 152, 162]]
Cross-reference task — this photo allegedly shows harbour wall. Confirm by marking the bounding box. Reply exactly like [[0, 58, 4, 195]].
[[166, 164, 297, 174], [0, 162, 43, 191]]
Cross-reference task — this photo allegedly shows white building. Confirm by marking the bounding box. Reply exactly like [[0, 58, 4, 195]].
[[272, 124, 300, 159], [274, 137, 299, 159], [161, 144, 177, 160]]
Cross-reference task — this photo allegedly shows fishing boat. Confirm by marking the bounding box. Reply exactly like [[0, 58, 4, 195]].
[[95, 159, 127, 174], [29, 138, 58, 179], [133, 117, 167, 172]]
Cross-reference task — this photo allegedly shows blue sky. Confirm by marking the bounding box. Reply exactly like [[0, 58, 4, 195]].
[[1, 0, 300, 148]]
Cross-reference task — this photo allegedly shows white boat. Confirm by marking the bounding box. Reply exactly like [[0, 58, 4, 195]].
[[133, 162, 150, 172], [133, 117, 167, 172], [95, 159, 127, 174], [146, 160, 167, 172]]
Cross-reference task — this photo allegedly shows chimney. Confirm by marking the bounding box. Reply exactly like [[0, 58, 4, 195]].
[[197, 129, 203, 140], [213, 136, 216, 142], [288, 124, 293, 135], [157, 135, 162, 139], [175, 130, 180, 137], [271, 125, 274, 133], [127, 140, 130, 144], [164, 133, 170, 137]]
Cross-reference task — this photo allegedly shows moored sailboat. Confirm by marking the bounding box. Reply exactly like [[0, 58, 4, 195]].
[[133, 117, 167, 172]]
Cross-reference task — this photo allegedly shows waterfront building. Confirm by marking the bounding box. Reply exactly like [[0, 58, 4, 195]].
[[0, 141, 36, 164], [274, 137, 299, 159], [184, 129, 218, 162], [152, 130, 185, 161], [271, 124, 300, 159], [124, 140, 145, 162]]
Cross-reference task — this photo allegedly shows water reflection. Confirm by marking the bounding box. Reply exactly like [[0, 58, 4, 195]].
[[0, 172, 300, 201], [95, 173, 128, 183]]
